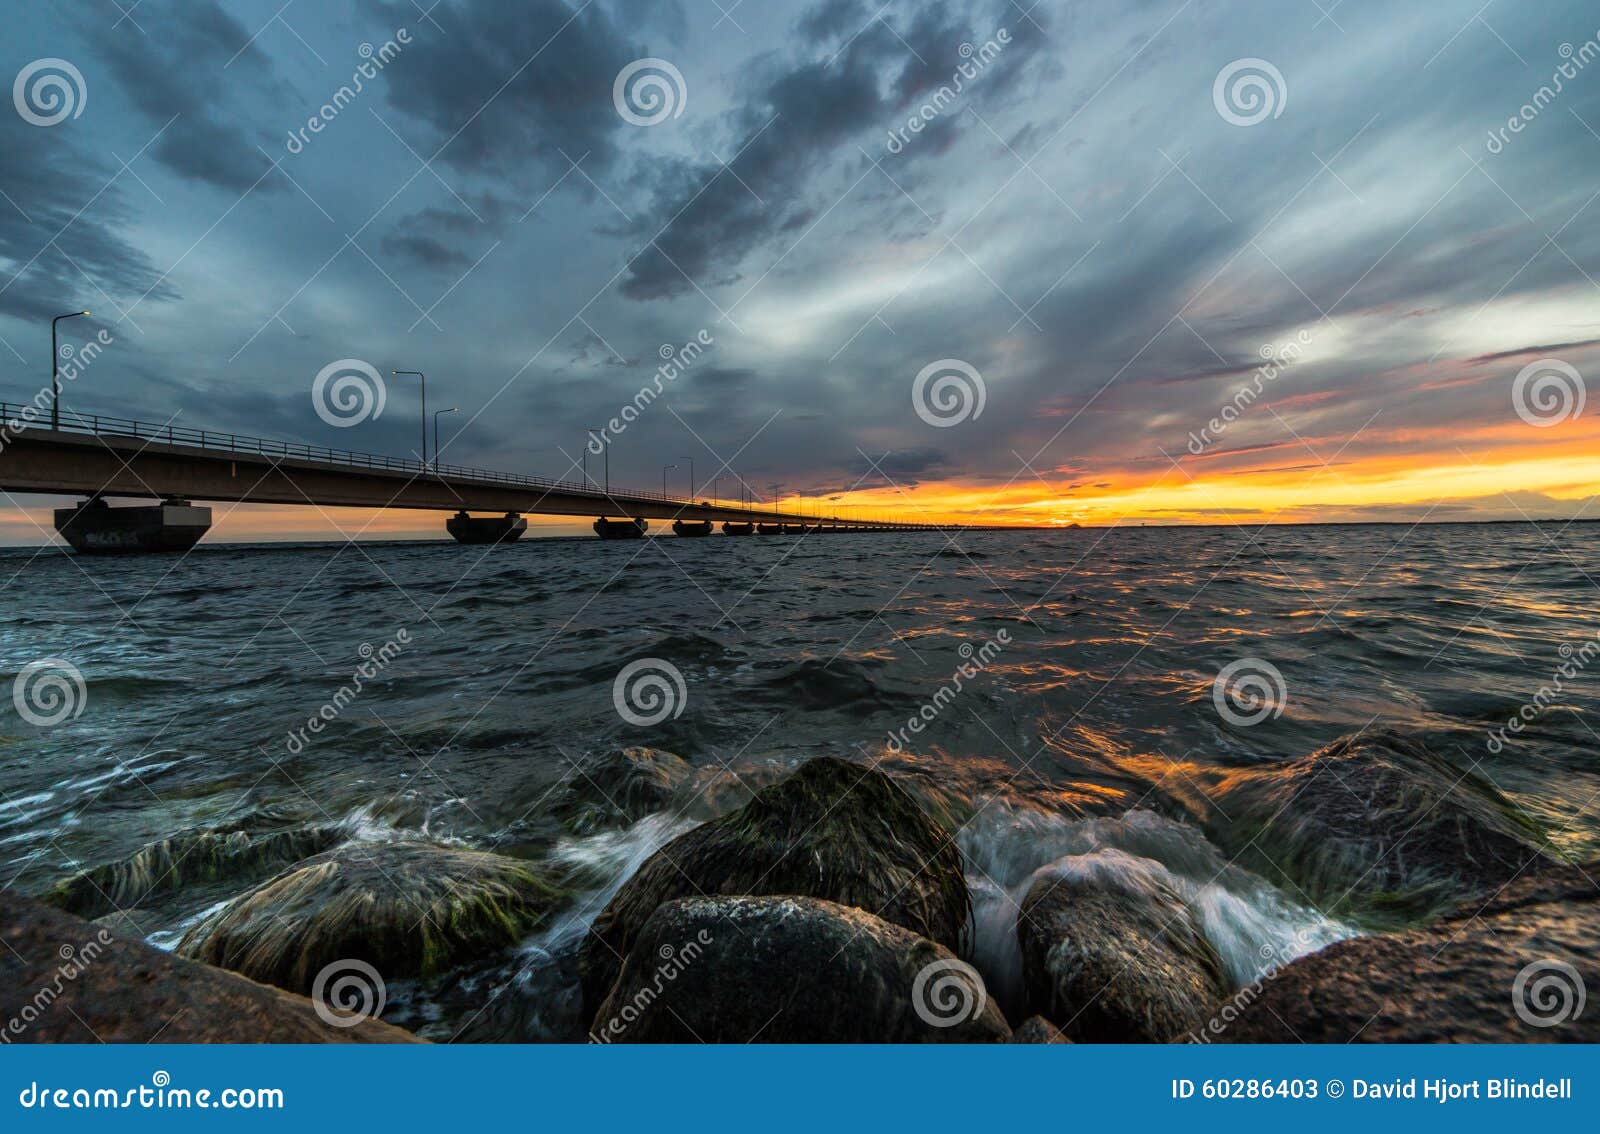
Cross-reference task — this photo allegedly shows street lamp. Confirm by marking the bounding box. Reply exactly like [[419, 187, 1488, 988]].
[[51, 310, 91, 430], [588, 426, 607, 494], [433, 407, 458, 470], [662, 463, 677, 496], [391, 370, 426, 467], [678, 457, 694, 501]]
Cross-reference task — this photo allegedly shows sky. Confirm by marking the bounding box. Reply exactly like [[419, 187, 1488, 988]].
[[3, 0, 1600, 541]]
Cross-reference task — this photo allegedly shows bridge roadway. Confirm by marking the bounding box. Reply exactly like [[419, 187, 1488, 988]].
[[0, 404, 949, 549]]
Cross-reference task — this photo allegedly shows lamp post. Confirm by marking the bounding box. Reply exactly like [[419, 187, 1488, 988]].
[[662, 463, 676, 497], [51, 310, 91, 430], [588, 426, 607, 494], [433, 407, 458, 470], [391, 370, 426, 466], [678, 457, 694, 501]]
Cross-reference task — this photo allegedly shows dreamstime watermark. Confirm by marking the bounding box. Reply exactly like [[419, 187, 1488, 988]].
[[1, 329, 116, 453], [1212, 58, 1286, 127], [885, 629, 1010, 751], [1486, 33, 1600, 155], [1211, 658, 1287, 727], [0, 929, 113, 1043], [1511, 358, 1585, 427], [1486, 629, 1600, 753], [884, 29, 1011, 155], [588, 930, 713, 1042], [11, 658, 87, 728], [613, 58, 687, 126], [285, 29, 411, 155], [910, 957, 988, 1028], [587, 330, 714, 453], [310, 958, 387, 1028], [612, 658, 687, 726], [283, 629, 410, 753], [1186, 329, 1313, 455], [13, 58, 86, 126], [312, 358, 387, 428], [17, 1073, 284, 1110], [1188, 929, 1319, 1042], [913, 358, 986, 428], [1511, 959, 1586, 1028]]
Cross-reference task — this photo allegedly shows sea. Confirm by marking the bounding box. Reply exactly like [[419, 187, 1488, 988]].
[[1, 522, 1596, 1038]]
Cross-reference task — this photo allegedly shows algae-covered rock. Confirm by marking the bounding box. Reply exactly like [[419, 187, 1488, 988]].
[[591, 895, 1009, 1043], [552, 747, 693, 833], [1, 890, 419, 1043], [1211, 730, 1550, 921], [581, 756, 968, 1008], [1019, 848, 1227, 1042], [43, 811, 339, 918], [1007, 1015, 1071, 1043], [178, 842, 563, 996], [1213, 860, 1600, 1042]]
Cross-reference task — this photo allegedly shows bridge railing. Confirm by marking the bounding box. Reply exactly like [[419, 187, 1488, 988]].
[[0, 400, 918, 524]]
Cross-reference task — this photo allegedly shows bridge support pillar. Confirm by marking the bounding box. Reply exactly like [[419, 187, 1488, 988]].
[[54, 497, 211, 554], [721, 522, 754, 536], [446, 511, 527, 545], [672, 520, 713, 537], [594, 517, 647, 539]]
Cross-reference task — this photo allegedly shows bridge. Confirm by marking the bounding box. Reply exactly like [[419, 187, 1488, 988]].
[[0, 401, 950, 552]]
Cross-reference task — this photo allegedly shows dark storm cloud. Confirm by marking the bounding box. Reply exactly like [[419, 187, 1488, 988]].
[[618, 2, 1046, 300], [0, 122, 176, 324], [364, 0, 639, 180], [71, 0, 282, 194]]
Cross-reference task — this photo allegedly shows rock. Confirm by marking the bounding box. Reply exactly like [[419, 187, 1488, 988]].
[[178, 842, 563, 996], [1019, 849, 1227, 1042], [42, 811, 340, 919], [1008, 1015, 1071, 1043], [92, 908, 156, 941], [1213, 861, 1600, 1042], [581, 756, 968, 1008], [0, 890, 418, 1043], [1210, 730, 1550, 921], [552, 747, 693, 833], [590, 895, 1010, 1043]]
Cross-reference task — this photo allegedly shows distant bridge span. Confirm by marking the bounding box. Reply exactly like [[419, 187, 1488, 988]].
[[0, 403, 963, 551]]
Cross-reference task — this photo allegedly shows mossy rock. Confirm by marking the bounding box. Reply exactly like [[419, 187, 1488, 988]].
[[178, 842, 563, 996], [551, 747, 693, 833], [591, 895, 1010, 1043], [1210, 730, 1550, 923], [44, 812, 340, 919], [581, 756, 969, 1009], [1019, 849, 1227, 1042]]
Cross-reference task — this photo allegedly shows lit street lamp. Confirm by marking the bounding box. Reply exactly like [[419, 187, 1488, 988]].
[[433, 407, 458, 469], [51, 310, 91, 430], [391, 370, 426, 466]]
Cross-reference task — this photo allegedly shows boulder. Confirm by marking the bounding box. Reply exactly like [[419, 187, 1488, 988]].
[[552, 747, 693, 833], [1213, 861, 1600, 1043], [178, 841, 563, 996], [43, 810, 339, 918], [1211, 730, 1550, 921], [590, 895, 1010, 1043], [0, 890, 418, 1043], [1019, 849, 1227, 1042], [581, 756, 968, 1008], [1007, 1015, 1071, 1043]]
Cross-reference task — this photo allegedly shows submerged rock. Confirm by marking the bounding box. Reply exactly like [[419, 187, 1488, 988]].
[[178, 842, 563, 996], [1019, 849, 1227, 1042], [1211, 730, 1550, 921], [581, 756, 968, 1008], [1008, 1015, 1071, 1043], [591, 895, 1010, 1043], [1214, 861, 1600, 1042], [552, 747, 693, 834], [92, 907, 157, 941], [43, 811, 339, 919], [0, 891, 418, 1043]]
